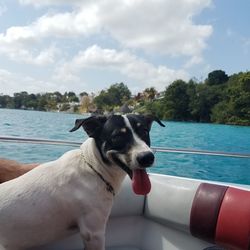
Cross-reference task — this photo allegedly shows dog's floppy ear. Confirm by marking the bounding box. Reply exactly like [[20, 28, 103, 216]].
[[69, 119, 86, 132], [144, 114, 165, 130], [69, 116, 107, 138]]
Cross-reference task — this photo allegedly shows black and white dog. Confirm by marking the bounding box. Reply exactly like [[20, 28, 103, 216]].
[[0, 114, 165, 250]]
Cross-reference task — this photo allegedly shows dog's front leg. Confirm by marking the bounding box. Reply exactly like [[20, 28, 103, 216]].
[[78, 216, 106, 250], [81, 231, 105, 250]]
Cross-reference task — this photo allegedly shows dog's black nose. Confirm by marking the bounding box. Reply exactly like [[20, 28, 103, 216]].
[[137, 152, 155, 168]]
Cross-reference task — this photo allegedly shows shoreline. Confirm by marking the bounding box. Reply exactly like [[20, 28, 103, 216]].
[[1, 107, 249, 127]]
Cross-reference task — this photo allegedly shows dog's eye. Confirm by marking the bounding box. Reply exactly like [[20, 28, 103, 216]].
[[110, 134, 126, 149], [111, 134, 124, 143], [139, 128, 149, 136], [135, 124, 148, 134], [136, 128, 150, 141]]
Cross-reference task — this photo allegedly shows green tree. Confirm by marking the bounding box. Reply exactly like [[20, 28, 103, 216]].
[[36, 94, 48, 111], [144, 100, 165, 118], [212, 72, 250, 125], [94, 90, 111, 111], [193, 84, 225, 122], [206, 70, 229, 86], [211, 101, 230, 124], [80, 92, 88, 97], [60, 103, 70, 111], [66, 92, 79, 102], [107, 82, 131, 106], [94, 82, 131, 110], [163, 80, 190, 120], [0, 95, 14, 108], [25, 94, 38, 109], [13, 91, 31, 109], [53, 92, 63, 103], [143, 87, 157, 101]]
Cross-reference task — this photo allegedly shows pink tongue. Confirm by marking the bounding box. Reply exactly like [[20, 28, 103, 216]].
[[132, 169, 151, 195]]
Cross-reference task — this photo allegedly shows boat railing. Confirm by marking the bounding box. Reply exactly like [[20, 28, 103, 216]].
[[1, 135, 250, 159]]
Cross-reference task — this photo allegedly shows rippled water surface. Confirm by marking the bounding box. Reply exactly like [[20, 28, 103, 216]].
[[1, 109, 250, 184]]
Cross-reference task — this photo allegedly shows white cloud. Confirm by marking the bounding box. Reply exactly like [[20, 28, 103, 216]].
[[32, 46, 59, 65], [0, 0, 213, 94], [98, 0, 212, 57], [184, 55, 204, 69], [0, 38, 59, 66], [0, 5, 99, 43], [11, 0, 212, 58], [35, 7, 100, 38], [0, 5, 98, 64], [0, 69, 45, 95], [73, 45, 135, 68], [0, 68, 72, 95], [61, 45, 189, 90], [53, 63, 81, 83], [0, 68, 12, 80], [19, 0, 83, 7]]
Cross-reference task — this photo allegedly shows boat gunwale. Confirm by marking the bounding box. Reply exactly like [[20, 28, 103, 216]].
[[0, 135, 250, 159]]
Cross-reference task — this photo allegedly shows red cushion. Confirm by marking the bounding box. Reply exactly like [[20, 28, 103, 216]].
[[215, 187, 250, 250], [190, 183, 228, 242]]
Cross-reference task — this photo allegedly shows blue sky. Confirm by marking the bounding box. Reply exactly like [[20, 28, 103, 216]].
[[0, 0, 249, 95], [197, 1, 250, 75]]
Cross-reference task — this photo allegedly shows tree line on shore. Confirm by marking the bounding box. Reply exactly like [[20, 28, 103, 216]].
[[0, 70, 249, 126]]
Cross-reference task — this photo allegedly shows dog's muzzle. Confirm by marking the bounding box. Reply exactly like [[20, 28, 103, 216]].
[[136, 151, 155, 168]]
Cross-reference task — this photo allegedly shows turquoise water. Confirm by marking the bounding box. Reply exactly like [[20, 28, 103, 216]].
[[0, 109, 250, 185]]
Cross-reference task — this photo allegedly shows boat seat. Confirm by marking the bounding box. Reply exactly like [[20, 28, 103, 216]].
[[190, 183, 250, 250], [29, 231, 142, 250], [108, 247, 141, 250], [30, 176, 213, 250]]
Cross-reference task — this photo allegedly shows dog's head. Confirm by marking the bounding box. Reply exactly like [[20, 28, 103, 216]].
[[70, 114, 165, 195]]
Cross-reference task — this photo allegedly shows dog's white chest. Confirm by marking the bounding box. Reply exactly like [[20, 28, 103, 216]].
[[0, 147, 115, 250]]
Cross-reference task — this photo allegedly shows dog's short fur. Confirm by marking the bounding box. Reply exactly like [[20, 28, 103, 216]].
[[0, 159, 39, 184], [0, 114, 164, 250]]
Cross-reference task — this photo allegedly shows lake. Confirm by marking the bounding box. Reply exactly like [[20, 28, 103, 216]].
[[0, 109, 250, 185]]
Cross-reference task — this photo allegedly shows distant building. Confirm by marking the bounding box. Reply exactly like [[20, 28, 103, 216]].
[[155, 91, 165, 99]]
